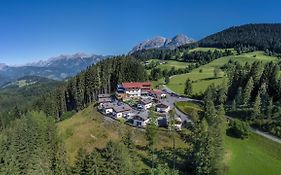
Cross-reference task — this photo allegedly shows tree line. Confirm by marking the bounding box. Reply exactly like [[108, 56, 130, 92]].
[[224, 60, 281, 137], [199, 24, 281, 54], [34, 56, 148, 119]]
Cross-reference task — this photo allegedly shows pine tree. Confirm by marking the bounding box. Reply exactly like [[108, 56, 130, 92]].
[[252, 91, 261, 119], [235, 87, 242, 105], [72, 148, 87, 175], [266, 98, 273, 118], [85, 150, 103, 175], [192, 119, 212, 175], [231, 100, 237, 111], [146, 109, 158, 170], [184, 78, 192, 96], [259, 83, 269, 113], [242, 77, 254, 106], [102, 141, 134, 175]]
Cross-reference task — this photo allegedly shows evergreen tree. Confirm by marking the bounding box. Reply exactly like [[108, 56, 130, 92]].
[[266, 98, 273, 118], [72, 148, 87, 175], [252, 91, 261, 119], [102, 141, 134, 175], [192, 119, 212, 175], [259, 83, 269, 113], [165, 75, 170, 84], [235, 87, 242, 105], [85, 150, 103, 175], [146, 109, 158, 170], [231, 100, 237, 111], [184, 78, 192, 96], [242, 77, 254, 106], [149, 164, 179, 175]]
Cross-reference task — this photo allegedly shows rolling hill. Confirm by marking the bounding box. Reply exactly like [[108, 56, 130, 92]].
[[166, 50, 278, 95], [58, 104, 189, 168], [199, 24, 281, 53]]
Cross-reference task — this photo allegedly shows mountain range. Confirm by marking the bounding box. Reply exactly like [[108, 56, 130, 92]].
[[0, 34, 194, 86], [0, 53, 106, 86], [129, 34, 195, 54]]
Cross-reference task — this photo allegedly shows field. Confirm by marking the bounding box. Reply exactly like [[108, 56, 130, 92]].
[[189, 47, 234, 53], [225, 133, 281, 175], [175, 101, 203, 115], [147, 59, 191, 71], [57, 104, 189, 166], [167, 51, 278, 95], [146, 59, 191, 88]]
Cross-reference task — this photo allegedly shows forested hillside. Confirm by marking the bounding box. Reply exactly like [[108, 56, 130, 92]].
[[0, 112, 69, 174], [199, 24, 281, 53], [0, 76, 61, 131], [34, 56, 148, 119], [225, 61, 281, 137]]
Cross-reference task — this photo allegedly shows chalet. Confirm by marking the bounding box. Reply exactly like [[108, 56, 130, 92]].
[[156, 103, 170, 113], [112, 104, 132, 119], [97, 94, 112, 107], [132, 111, 149, 127], [116, 82, 152, 99], [137, 98, 153, 110], [100, 102, 115, 114], [148, 89, 166, 99], [98, 97, 112, 105]]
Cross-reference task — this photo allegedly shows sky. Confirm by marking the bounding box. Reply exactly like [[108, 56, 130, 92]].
[[0, 0, 280, 65]]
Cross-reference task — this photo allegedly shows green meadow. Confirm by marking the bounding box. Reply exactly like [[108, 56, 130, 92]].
[[225, 133, 281, 175], [167, 51, 278, 95], [189, 47, 234, 53], [147, 59, 191, 70]]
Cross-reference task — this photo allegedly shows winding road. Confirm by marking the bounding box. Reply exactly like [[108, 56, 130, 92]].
[[162, 85, 281, 144]]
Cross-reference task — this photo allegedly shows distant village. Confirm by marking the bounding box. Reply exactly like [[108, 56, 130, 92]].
[[97, 82, 183, 130]]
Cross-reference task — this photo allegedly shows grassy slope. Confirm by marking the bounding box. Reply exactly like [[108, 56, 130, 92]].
[[57, 104, 188, 165], [189, 47, 234, 53], [147, 59, 191, 88], [148, 59, 191, 71], [58, 103, 281, 174], [225, 133, 281, 175], [167, 51, 277, 95], [175, 101, 203, 115]]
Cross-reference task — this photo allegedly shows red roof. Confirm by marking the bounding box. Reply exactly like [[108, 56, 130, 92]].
[[148, 89, 164, 95], [122, 82, 151, 89]]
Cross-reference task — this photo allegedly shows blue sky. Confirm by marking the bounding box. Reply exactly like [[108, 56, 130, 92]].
[[0, 0, 280, 65]]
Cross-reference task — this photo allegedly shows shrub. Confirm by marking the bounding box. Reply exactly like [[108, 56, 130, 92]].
[[228, 119, 250, 139]]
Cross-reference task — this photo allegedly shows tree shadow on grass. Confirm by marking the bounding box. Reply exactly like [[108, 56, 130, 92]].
[[199, 77, 222, 81]]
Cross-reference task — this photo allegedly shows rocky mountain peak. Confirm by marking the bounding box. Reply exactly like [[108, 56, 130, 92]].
[[129, 34, 195, 54]]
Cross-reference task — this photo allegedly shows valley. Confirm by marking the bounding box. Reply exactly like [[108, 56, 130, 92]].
[[1, 22, 281, 175]]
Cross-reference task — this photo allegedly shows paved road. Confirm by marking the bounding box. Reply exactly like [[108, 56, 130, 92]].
[[226, 115, 281, 144], [163, 85, 281, 144], [161, 85, 195, 123]]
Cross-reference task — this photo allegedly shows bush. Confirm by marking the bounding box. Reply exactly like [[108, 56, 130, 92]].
[[227, 119, 250, 139], [60, 110, 76, 120]]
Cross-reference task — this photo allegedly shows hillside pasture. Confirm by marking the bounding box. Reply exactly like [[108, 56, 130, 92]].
[[225, 133, 281, 175], [58, 104, 189, 165], [167, 51, 277, 95]]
